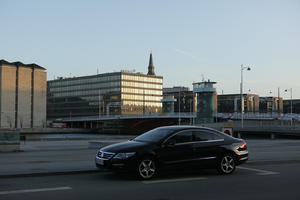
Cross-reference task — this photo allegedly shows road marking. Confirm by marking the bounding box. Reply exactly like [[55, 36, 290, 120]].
[[142, 177, 207, 184], [0, 186, 72, 195], [237, 166, 280, 175]]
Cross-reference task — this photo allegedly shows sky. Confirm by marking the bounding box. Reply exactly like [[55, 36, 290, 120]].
[[1, 0, 300, 99]]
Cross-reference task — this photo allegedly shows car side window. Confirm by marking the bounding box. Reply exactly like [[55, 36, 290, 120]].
[[193, 130, 222, 141], [171, 130, 193, 144]]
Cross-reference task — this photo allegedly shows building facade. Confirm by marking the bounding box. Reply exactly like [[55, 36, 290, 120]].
[[0, 60, 47, 128], [47, 55, 163, 119], [162, 87, 194, 114], [283, 99, 300, 114], [218, 94, 259, 113], [259, 97, 283, 113]]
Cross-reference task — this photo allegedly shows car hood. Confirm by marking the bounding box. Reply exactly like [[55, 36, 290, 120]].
[[100, 140, 151, 153]]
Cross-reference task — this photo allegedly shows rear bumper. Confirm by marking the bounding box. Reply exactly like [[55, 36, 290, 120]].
[[236, 153, 248, 165]]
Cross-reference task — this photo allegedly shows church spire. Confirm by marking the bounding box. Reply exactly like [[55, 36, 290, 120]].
[[147, 53, 155, 75]]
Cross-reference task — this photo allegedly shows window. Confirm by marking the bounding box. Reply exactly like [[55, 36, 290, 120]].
[[134, 128, 174, 143], [171, 130, 193, 144], [193, 130, 222, 141]]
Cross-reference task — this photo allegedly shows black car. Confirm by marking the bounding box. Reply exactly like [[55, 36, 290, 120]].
[[95, 126, 248, 179]]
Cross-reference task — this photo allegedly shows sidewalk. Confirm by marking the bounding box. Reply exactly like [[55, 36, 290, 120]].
[[0, 135, 132, 178]]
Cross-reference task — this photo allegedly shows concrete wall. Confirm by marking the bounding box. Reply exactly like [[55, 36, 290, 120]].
[[18, 67, 32, 128], [33, 69, 46, 127], [0, 65, 16, 128]]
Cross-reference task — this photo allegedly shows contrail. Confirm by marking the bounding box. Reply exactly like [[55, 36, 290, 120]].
[[174, 48, 201, 63]]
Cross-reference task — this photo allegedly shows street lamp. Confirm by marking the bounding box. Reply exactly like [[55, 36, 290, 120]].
[[178, 88, 181, 125], [284, 88, 293, 126], [240, 64, 251, 128]]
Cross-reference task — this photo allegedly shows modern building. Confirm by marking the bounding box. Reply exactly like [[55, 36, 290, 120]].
[[259, 97, 283, 113], [47, 54, 163, 119], [0, 60, 47, 128], [217, 94, 259, 113], [162, 87, 194, 114]]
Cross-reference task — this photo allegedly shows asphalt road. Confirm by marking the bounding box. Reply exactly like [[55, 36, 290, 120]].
[[0, 161, 300, 200], [1, 139, 300, 200]]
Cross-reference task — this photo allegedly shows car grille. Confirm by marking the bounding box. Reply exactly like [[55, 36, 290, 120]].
[[97, 151, 115, 160]]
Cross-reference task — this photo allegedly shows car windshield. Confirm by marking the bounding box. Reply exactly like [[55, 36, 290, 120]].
[[133, 128, 174, 143]]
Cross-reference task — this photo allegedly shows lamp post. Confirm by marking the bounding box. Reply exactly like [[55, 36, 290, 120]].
[[99, 90, 101, 119], [240, 64, 251, 128], [284, 88, 293, 126], [178, 88, 181, 125]]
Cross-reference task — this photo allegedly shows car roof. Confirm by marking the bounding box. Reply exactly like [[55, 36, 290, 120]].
[[156, 125, 218, 132]]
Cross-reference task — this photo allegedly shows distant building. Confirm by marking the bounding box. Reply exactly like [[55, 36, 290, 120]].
[[193, 81, 217, 123], [259, 97, 283, 113], [47, 54, 163, 119], [218, 94, 259, 113], [283, 99, 300, 114], [161, 95, 176, 113], [162, 87, 194, 113], [0, 60, 47, 128]]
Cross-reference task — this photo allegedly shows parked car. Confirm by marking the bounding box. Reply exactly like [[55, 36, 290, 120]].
[[95, 126, 248, 179]]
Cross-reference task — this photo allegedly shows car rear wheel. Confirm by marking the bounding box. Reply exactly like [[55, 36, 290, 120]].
[[137, 158, 156, 180], [217, 154, 236, 174]]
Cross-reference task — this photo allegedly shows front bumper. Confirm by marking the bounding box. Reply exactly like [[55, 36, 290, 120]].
[[95, 155, 137, 170]]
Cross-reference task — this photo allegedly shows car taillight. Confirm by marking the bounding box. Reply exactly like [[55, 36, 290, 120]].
[[240, 142, 247, 149], [236, 142, 247, 151]]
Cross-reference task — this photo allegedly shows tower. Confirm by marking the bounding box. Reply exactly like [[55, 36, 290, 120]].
[[147, 53, 155, 75], [193, 80, 217, 124]]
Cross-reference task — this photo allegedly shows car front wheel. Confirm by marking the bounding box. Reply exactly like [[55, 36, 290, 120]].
[[217, 154, 236, 174], [137, 158, 156, 180]]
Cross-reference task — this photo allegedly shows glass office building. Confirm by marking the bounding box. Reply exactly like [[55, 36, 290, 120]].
[[47, 72, 163, 119]]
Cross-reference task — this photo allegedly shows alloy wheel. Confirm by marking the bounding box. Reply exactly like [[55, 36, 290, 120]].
[[220, 155, 235, 174], [138, 159, 156, 179]]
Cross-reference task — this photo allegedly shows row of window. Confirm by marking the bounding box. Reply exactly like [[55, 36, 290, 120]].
[[122, 81, 162, 89], [121, 94, 162, 101], [48, 82, 121, 93], [121, 88, 162, 95], [121, 74, 162, 84], [49, 88, 120, 97], [49, 75, 121, 87], [123, 100, 162, 107]]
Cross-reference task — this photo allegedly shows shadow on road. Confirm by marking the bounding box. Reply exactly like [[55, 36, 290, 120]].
[[94, 167, 222, 181]]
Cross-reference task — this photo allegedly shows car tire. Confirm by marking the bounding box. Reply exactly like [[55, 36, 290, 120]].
[[136, 157, 157, 180], [217, 154, 236, 175]]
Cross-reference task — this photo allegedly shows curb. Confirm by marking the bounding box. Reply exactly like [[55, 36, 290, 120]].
[[0, 169, 109, 179]]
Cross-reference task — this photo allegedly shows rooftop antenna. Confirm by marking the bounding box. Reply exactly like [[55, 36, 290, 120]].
[[201, 74, 205, 82]]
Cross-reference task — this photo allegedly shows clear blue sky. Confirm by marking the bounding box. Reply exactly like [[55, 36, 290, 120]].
[[1, 0, 299, 98]]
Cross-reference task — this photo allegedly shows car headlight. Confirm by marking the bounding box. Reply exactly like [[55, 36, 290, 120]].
[[114, 152, 136, 159]]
